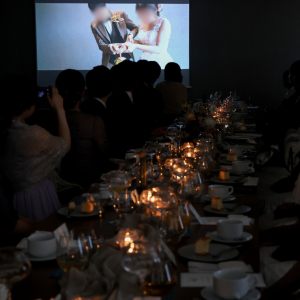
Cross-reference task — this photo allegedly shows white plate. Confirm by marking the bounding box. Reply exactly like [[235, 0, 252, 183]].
[[201, 287, 261, 300], [204, 204, 251, 215], [210, 176, 248, 184], [178, 244, 239, 263], [57, 205, 99, 217], [202, 195, 236, 203], [207, 231, 253, 244], [26, 252, 56, 262]]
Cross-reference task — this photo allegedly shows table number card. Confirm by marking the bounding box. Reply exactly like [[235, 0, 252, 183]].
[[161, 239, 177, 266]]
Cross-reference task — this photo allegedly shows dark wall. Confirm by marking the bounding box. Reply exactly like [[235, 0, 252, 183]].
[[1, 0, 300, 108]]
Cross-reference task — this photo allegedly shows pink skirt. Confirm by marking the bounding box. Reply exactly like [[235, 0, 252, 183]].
[[13, 179, 61, 221]]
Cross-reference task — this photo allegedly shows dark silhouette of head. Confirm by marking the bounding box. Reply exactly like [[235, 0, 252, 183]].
[[282, 70, 292, 90], [136, 60, 150, 84], [164, 62, 183, 83], [148, 61, 161, 85], [55, 69, 85, 110], [289, 61, 300, 89], [86, 65, 113, 98], [112, 60, 138, 92]]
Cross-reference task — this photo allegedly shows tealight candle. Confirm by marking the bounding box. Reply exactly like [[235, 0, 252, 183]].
[[118, 228, 140, 249], [182, 142, 194, 150]]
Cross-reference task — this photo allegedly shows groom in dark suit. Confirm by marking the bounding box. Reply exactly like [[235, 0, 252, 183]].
[[88, 3, 138, 68]]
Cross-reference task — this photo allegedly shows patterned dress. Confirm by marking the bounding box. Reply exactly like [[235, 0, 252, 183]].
[[136, 17, 174, 69]]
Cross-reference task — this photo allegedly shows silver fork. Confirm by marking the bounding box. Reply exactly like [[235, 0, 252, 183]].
[[209, 245, 242, 259]]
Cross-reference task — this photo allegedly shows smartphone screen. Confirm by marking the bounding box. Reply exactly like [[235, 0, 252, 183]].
[[37, 87, 50, 99]]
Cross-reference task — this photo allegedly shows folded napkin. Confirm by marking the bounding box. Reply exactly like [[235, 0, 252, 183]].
[[181, 273, 266, 288], [17, 224, 69, 252], [243, 177, 259, 186]]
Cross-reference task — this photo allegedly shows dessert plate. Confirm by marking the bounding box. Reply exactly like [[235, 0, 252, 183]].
[[206, 231, 253, 244], [204, 204, 251, 215], [202, 195, 236, 203], [201, 287, 261, 300], [57, 205, 99, 218], [178, 244, 239, 263], [210, 176, 248, 184]]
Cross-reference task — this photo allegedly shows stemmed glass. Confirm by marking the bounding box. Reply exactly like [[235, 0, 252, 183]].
[[57, 234, 89, 272], [0, 247, 31, 300], [164, 127, 180, 152], [156, 147, 170, 172], [122, 241, 159, 297], [166, 206, 188, 244]]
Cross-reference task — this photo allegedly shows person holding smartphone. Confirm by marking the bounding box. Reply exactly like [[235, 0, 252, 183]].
[[0, 75, 71, 221]]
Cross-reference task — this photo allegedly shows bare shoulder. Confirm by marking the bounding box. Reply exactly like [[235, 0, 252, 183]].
[[161, 18, 171, 27]]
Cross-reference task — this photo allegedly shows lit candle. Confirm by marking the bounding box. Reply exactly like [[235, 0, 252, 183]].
[[182, 142, 194, 150], [118, 228, 140, 249]]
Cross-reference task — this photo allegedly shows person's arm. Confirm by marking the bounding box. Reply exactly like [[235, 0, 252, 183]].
[[91, 23, 119, 54], [125, 19, 171, 54], [262, 260, 300, 299], [47, 86, 71, 152], [123, 12, 138, 41]]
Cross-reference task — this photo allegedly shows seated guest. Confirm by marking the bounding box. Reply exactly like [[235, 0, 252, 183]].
[[0, 75, 71, 221], [156, 62, 187, 125], [107, 60, 141, 157], [0, 174, 34, 235], [134, 61, 163, 139], [282, 69, 292, 93], [56, 69, 109, 188], [80, 65, 113, 125]]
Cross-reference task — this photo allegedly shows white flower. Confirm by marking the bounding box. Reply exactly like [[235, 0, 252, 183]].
[[209, 104, 217, 115], [204, 117, 216, 128]]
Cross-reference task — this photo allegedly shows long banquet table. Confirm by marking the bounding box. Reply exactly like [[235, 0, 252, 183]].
[[9, 181, 260, 300]]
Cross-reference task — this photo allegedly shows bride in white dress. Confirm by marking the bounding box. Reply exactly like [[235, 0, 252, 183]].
[[125, 4, 174, 69]]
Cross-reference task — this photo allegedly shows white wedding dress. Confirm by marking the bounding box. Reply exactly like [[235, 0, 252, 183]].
[[136, 17, 174, 69]]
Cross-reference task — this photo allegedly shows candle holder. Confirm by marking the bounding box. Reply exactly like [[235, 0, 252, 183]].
[[118, 228, 140, 249], [182, 142, 194, 150]]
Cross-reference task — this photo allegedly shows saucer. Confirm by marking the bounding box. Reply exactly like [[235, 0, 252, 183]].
[[210, 176, 248, 184], [204, 204, 251, 215], [26, 252, 57, 262], [202, 195, 236, 203], [207, 231, 253, 244], [178, 244, 239, 263], [201, 287, 261, 300], [231, 168, 255, 175]]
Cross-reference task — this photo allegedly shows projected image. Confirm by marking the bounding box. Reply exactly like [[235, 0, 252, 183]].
[[35, 2, 189, 71]]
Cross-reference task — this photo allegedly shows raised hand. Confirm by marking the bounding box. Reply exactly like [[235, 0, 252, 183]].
[[47, 86, 64, 111]]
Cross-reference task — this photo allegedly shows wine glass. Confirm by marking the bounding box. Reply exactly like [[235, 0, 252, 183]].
[[156, 147, 170, 171], [122, 241, 159, 297], [106, 176, 131, 195], [113, 192, 136, 224], [0, 247, 31, 300], [70, 228, 98, 258], [144, 256, 177, 297], [164, 127, 180, 152], [166, 206, 187, 244], [57, 234, 89, 272]]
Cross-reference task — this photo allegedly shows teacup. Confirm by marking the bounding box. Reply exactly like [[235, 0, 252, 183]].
[[228, 147, 244, 157], [232, 160, 254, 173], [213, 269, 257, 299], [217, 219, 243, 240], [28, 232, 57, 258], [208, 185, 234, 198]]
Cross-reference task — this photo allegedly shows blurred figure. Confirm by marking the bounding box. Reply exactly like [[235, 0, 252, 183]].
[[80, 65, 113, 126], [88, 3, 138, 68], [0, 75, 71, 221], [156, 62, 187, 125], [107, 60, 140, 157], [56, 69, 109, 189]]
